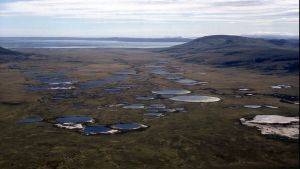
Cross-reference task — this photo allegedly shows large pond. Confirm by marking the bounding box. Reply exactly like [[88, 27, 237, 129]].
[[55, 116, 95, 124], [83, 125, 119, 135], [80, 74, 128, 90]]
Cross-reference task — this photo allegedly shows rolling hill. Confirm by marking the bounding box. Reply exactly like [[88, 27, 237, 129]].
[[160, 35, 299, 74], [0, 47, 27, 63]]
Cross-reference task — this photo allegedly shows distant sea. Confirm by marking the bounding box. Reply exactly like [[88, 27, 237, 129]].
[[0, 37, 189, 49]]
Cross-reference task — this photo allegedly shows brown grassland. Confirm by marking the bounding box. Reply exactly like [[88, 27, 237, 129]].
[[0, 48, 299, 169]]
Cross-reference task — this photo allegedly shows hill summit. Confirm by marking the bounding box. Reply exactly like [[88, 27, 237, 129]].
[[160, 35, 299, 74]]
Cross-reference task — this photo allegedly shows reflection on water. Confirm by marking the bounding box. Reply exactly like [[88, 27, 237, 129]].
[[110, 123, 149, 131], [152, 89, 191, 95], [80, 74, 128, 90], [83, 125, 119, 135], [170, 95, 221, 103], [55, 116, 95, 124]]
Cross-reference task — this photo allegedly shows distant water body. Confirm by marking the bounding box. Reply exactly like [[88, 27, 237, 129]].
[[0, 37, 187, 49]]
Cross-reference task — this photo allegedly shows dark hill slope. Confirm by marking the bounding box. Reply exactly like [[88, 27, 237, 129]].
[[0, 47, 27, 63], [160, 35, 299, 74]]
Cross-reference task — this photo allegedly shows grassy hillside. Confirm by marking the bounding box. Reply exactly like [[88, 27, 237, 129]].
[[160, 35, 299, 74], [0, 47, 27, 63]]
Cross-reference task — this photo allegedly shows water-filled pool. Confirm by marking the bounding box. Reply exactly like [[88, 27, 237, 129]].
[[170, 95, 221, 103], [152, 89, 191, 95], [55, 116, 95, 124]]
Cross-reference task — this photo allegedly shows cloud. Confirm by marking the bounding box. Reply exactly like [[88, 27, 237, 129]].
[[0, 0, 298, 23], [0, 0, 298, 37], [213, 0, 267, 7]]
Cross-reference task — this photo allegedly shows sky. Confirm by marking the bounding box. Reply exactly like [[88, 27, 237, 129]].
[[0, 0, 299, 37]]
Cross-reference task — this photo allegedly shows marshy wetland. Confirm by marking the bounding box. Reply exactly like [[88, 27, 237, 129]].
[[0, 47, 299, 169]]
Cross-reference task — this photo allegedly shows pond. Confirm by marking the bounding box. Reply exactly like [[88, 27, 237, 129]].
[[83, 125, 119, 135], [123, 104, 145, 109], [244, 105, 262, 109], [55, 123, 84, 130], [265, 105, 279, 109], [55, 116, 95, 124], [170, 95, 221, 103], [110, 123, 149, 131], [25, 71, 77, 92], [175, 79, 207, 85], [152, 89, 191, 95]]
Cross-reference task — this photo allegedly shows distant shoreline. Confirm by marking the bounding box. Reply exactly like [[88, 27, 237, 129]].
[[0, 37, 192, 42], [0, 38, 187, 49]]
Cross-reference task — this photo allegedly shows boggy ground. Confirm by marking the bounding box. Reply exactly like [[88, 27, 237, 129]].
[[0, 48, 299, 169]]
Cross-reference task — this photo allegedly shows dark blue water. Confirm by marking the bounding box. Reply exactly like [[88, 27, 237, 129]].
[[83, 125, 119, 135], [55, 116, 94, 124], [80, 74, 128, 90], [0, 38, 185, 49], [25, 71, 76, 92]]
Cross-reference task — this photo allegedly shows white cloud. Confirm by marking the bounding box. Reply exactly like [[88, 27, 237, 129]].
[[0, 0, 298, 37], [0, 0, 298, 23]]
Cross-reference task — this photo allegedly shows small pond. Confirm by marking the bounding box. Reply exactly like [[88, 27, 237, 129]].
[[170, 95, 221, 103], [152, 89, 191, 95], [110, 123, 149, 131]]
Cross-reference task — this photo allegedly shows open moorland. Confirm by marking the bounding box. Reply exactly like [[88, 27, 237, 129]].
[[0, 37, 299, 169]]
